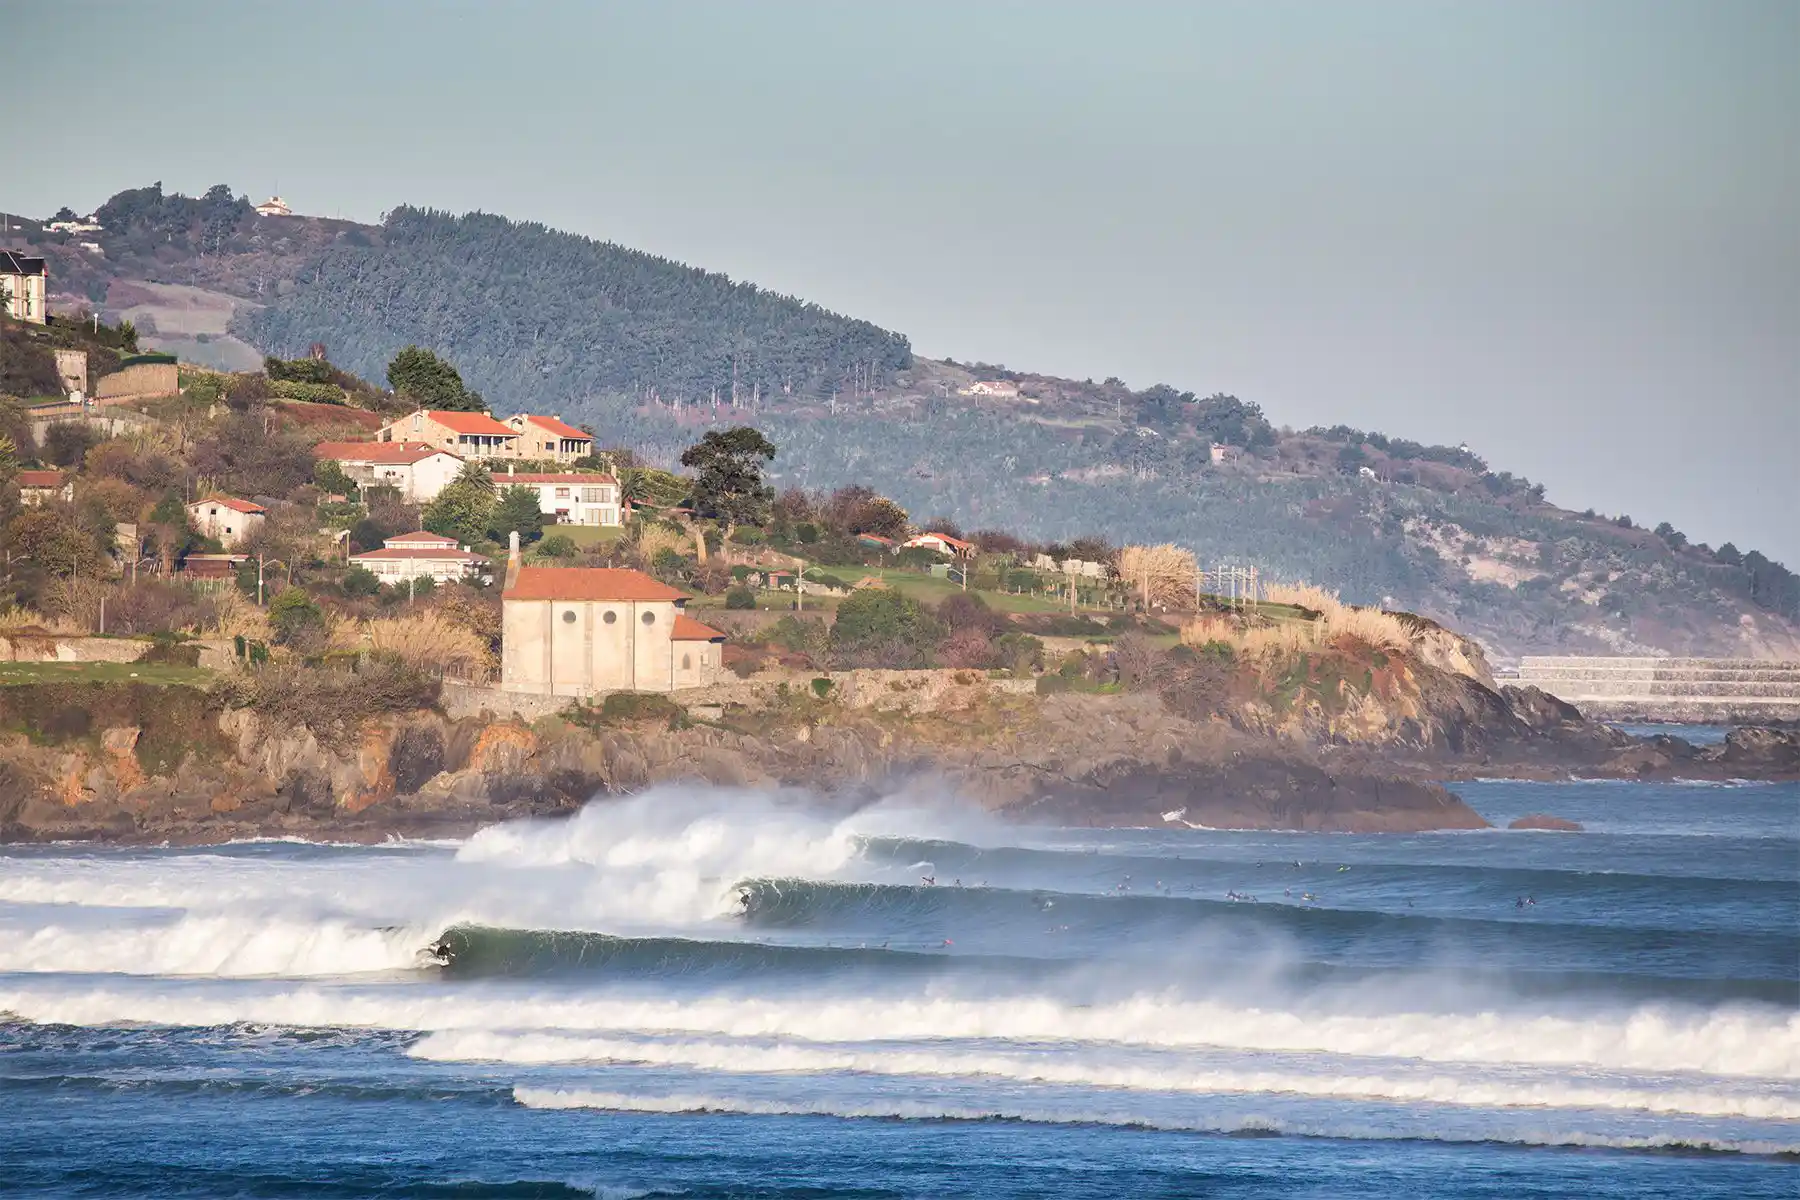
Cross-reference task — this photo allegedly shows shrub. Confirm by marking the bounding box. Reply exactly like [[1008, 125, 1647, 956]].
[[597, 692, 684, 724], [830, 588, 940, 668], [537, 533, 578, 558], [363, 610, 493, 680], [342, 566, 381, 597], [810, 677, 834, 699], [267, 587, 326, 648], [219, 660, 439, 742], [269, 379, 346, 405], [725, 586, 757, 610], [993, 632, 1044, 676]]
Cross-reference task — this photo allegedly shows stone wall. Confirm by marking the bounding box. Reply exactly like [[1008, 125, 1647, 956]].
[[0, 636, 149, 664], [93, 362, 179, 403], [1514, 656, 1800, 722]]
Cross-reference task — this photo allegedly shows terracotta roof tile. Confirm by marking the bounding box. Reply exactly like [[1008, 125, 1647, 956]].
[[503, 567, 688, 602], [315, 440, 456, 465], [421, 410, 518, 437], [516, 414, 592, 440], [497, 473, 618, 485], [15, 470, 64, 488], [671, 614, 727, 641], [192, 495, 266, 514]]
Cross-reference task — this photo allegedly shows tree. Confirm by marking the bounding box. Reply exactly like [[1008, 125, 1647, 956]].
[[488, 484, 545, 544], [268, 587, 326, 646], [422, 467, 495, 545], [43, 423, 103, 468], [342, 565, 382, 597], [830, 588, 941, 668], [314, 459, 357, 496], [681, 427, 776, 538], [536, 533, 577, 558], [386, 346, 481, 411], [1716, 543, 1743, 567]]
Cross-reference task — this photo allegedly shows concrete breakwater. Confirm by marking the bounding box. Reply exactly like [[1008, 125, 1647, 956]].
[[1512, 656, 1800, 723]]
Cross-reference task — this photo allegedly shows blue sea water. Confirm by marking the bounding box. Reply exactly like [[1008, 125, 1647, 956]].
[[1, 776, 1795, 1198]]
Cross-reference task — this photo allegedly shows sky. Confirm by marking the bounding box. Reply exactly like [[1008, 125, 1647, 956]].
[[7, 0, 1797, 561]]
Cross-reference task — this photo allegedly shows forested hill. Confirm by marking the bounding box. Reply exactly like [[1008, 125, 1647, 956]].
[[11, 182, 1798, 658], [237, 207, 913, 406]]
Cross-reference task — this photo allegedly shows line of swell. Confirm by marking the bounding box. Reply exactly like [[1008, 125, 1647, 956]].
[[510, 1088, 1800, 1158]]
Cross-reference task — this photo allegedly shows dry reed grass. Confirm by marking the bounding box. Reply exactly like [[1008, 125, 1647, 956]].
[[363, 610, 493, 680], [1183, 580, 1417, 666], [0, 603, 83, 635], [204, 588, 271, 641], [632, 523, 687, 566], [1119, 543, 1199, 609]]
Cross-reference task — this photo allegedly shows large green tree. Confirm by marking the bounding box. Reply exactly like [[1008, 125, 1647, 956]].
[[680, 427, 776, 538], [488, 484, 546, 544], [829, 588, 941, 669], [422, 463, 496, 544], [386, 346, 482, 411]]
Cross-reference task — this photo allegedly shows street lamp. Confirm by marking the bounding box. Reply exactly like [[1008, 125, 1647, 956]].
[[794, 563, 827, 612]]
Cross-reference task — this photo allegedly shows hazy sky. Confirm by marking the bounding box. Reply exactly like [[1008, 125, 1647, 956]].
[[9, 1, 1797, 561]]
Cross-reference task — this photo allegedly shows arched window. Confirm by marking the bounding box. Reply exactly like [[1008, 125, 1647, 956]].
[[681, 653, 692, 670]]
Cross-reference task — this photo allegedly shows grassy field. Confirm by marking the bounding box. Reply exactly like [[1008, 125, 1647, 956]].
[[868, 569, 1106, 615], [0, 661, 214, 687], [554, 526, 627, 548]]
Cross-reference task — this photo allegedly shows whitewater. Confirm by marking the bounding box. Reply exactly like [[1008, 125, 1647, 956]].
[[3, 778, 1795, 1198]]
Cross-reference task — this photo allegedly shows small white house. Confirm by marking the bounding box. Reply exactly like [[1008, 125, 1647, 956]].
[[15, 469, 71, 506], [902, 531, 976, 558], [254, 196, 293, 217], [960, 380, 1021, 399], [350, 531, 490, 585], [314, 441, 465, 502], [187, 496, 267, 549], [495, 468, 623, 527]]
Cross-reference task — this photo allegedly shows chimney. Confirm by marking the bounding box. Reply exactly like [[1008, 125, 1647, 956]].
[[506, 529, 522, 590]]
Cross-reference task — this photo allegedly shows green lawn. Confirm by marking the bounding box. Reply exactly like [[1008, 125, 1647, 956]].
[[869, 569, 1104, 615], [0, 661, 214, 687], [552, 525, 626, 548]]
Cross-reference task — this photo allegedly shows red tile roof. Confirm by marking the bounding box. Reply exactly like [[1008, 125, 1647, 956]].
[[671, 614, 726, 641], [504, 567, 688, 602], [16, 469, 64, 489], [516, 414, 592, 441], [421, 410, 518, 437], [314, 440, 456, 464], [909, 532, 973, 551], [498, 473, 618, 485], [192, 495, 267, 514], [385, 531, 458, 545], [352, 548, 489, 563]]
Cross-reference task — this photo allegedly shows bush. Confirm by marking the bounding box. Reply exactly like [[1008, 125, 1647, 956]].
[[830, 588, 941, 668], [267, 587, 326, 648], [993, 632, 1045, 676], [536, 533, 577, 558], [596, 692, 684, 725], [810, 677, 834, 699], [725, 586, 757, 610], [342, 566, 381, 597], [269, 379, 346, 405], [218, 660, 439, 742]]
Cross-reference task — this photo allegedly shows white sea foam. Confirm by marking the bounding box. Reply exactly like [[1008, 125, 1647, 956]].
[[416, 1030, 1800, 1119], [0, 914, 428, 978], [510, 1088, 1800, 1155], [3, 981, 1794, 1081]]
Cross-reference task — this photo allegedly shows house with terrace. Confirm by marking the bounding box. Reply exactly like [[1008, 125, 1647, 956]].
[[313, 441, 465, 503], [376, 409, 521, 460], [504, 413, 594, 464], [495, 466, 623, 527], [350, 531, 490, 585]]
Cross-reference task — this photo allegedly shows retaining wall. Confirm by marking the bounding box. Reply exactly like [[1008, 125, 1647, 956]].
[[1513, 656, 1800, 722]]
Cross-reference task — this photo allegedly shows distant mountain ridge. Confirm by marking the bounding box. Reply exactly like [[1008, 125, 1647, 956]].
[[10, 183, 1798, 659]]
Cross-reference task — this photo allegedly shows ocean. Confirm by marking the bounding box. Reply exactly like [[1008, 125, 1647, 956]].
[[1, 776, 1795, 1198]]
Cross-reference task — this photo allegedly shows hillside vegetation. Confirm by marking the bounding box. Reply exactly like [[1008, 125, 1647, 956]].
[[9, 182, 1797, 660]]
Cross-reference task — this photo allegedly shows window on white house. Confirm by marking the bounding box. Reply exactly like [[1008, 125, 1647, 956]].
[[682, 653, 691, 670], [555, 488, 570, 499]]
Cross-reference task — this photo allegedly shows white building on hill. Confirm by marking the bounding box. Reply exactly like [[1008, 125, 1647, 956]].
[[351, 531, 490, 585]]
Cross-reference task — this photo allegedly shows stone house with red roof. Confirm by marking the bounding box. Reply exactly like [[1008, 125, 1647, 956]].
[[376, 409, 521, 460], [498, 535, 724, 695], [15, 469, 71, 507], [350, 531, 490, 586], [186, 495, 266, 549], [503, 413, 594, 464]]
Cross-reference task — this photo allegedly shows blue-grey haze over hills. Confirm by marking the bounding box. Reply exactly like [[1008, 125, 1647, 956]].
[[6, 0, 1796, 561]]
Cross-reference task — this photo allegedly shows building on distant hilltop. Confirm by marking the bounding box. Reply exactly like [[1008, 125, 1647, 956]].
[[45, 215, 102, 234], [350, 531, 489, 586], [494, 466, 622, 527], [15, 469, 71, 506], [902, 531, 976, 558], [186, 495, 266, 549], [960, 380, 1020, 399], [377, 409, 521, 460], [499, 540, 725, 695], [313, 440, 465, 502], [504, 413, 594, 463], [253, 196, 293, 217], [1, 251, 48, 323], [1209, 442, 1240, 465]]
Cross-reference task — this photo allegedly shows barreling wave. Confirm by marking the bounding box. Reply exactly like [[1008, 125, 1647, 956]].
[[510, 1089, 1800, 1157], [730, 878, 1800, 997], [426, 924, 1030, 980]]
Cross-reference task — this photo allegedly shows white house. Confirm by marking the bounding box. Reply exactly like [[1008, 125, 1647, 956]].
[[15, 469, 71, 506], [503, 413, 594, 464], [1, 251, 48, 324], [314, 441, 465, 502], [902, 532, 976, 558], [351, 531, 490, 585], [254, 196, 293, 217], [187, 496, 266, 549], [499, 539, 725, 695], [496, 467, 622, 527], [960, 380, 1021, 399]]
